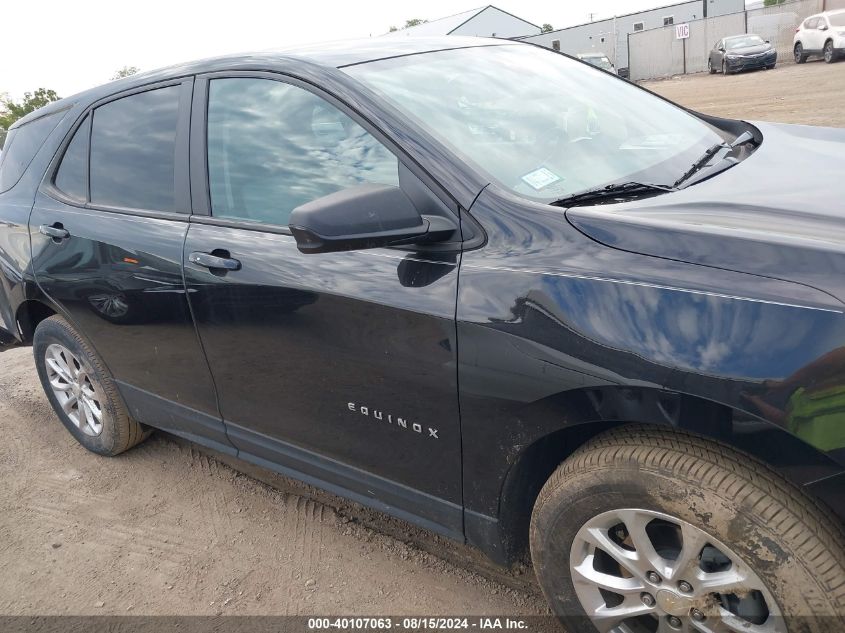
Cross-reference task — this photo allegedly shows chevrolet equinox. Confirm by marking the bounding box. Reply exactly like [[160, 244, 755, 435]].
[[1, 38, 844, 632]]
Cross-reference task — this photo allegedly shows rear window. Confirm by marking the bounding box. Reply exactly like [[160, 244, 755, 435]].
[[89, 86, 181, 212], [0, 110, 64, 193]]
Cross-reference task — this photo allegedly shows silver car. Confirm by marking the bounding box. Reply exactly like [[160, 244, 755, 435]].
[[575, 52, 617, 74]]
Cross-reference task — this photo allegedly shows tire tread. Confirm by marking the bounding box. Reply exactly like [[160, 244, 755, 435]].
[[534, 425, 845, 609]]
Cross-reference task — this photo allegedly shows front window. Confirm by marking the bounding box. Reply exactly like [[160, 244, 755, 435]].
[[726, 35, 766, 49], [206, 78, 399, 227], [345, 44, 728, 202]]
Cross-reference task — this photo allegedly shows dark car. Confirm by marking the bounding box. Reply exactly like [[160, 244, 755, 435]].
[[709, 33, 777, 74], [2, 37, 845, 631]]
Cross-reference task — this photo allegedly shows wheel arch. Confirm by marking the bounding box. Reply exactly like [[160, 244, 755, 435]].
[[491, 387, 845, 565], [15, 298, 58, 343]]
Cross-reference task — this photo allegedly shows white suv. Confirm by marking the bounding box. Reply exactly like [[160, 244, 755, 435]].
[[794, 9, 845, 64]]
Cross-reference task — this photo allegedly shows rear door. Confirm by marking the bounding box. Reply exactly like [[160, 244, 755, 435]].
[[30, 80, 232, 453], [182, 73, 463, 536]]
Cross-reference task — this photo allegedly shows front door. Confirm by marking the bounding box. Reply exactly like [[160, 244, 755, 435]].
[[182, 75, 463, 536]]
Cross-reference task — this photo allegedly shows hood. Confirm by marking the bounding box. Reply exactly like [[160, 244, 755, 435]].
[[726, 43, 772, 55], [566, 121, 845, 302]]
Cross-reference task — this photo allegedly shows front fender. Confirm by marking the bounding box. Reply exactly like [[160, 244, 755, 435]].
[[458, 186, 845, 538]]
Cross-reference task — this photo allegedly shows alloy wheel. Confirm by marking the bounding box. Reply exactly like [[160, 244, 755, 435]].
[[569, 508, 784, 633], [45, 343, 104, 436]]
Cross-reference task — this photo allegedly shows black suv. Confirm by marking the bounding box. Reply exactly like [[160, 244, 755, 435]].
[[1, 38, 844, 631]]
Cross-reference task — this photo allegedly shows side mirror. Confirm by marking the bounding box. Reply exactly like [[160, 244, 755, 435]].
[[289, 184, 451, 254], [819, 24, 828, 31], [718, 46, 726, 52], [765, 40, 771, 44]]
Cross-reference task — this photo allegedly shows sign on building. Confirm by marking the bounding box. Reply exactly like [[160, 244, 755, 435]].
[[675, 23, 690, 39]]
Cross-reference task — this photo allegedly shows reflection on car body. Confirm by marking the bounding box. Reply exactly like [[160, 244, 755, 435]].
[[1, 37, 845, 630]]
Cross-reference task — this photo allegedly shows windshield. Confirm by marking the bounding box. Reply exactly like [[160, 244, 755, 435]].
[[726, 35, 766, 49], [830, 14, 845, 27], [345, 45, 727, 202]]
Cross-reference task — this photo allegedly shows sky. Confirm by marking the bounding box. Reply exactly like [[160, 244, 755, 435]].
[[3, 0, 706, 100]]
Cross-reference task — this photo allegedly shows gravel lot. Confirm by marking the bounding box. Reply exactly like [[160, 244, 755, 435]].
[[1, 61, 843, 619], [642, 60, 845, 128]]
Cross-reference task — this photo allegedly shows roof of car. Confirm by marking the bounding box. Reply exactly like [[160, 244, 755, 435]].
[[14, 36, 508, 128]]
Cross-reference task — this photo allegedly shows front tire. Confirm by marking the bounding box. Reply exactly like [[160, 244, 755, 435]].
[[708, 59, 716, 74], [33, 315, 150, 456], [530, 426, 845, 633], [824, 40, 836, 64]]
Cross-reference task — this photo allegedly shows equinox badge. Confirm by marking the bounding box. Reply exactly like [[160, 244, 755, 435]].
[[347, 403, 439, 440]]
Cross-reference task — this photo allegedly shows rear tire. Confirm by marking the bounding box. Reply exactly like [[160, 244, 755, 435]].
[[795, 42, 808, 63], [33, 315, 151, 456], [530, 426, 845, 633]]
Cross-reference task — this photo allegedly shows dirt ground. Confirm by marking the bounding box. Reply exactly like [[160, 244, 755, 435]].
[[1, 62, 843, 620], [0, 347, 548, 616], [641, 60, 845, 128]]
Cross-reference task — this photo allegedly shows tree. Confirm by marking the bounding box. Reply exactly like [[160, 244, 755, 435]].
[[541, 23, 554, 33], [389, 25, 398, 32], [763, 0, 786, 5], [0, 88, 61, 130], [111, 66, 140, 80], [404, 18, 427, 28]]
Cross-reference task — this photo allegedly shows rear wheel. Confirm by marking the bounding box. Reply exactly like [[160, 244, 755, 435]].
[[824, 40, 836, 64], [795, 42, 807, 63], [33, 315, 150, 455], [530, 426, 845, 633]]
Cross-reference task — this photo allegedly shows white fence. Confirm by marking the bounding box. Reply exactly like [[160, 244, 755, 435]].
[[628, 0, 837, 80]]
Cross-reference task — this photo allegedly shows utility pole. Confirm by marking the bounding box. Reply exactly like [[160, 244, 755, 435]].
[[588, 12, 597, 22]]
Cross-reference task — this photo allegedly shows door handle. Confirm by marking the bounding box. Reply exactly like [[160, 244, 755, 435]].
[[39, 224, 70, 240], [189, 251, 241, 271]]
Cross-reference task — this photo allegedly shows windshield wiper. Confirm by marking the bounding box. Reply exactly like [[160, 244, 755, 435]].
[[551, 181, 675, 208], [673, 130, 756, 189]]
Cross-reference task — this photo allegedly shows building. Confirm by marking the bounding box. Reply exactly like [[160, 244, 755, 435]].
[[519, 0, 746, 74], [382, 5, 541, 39]]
